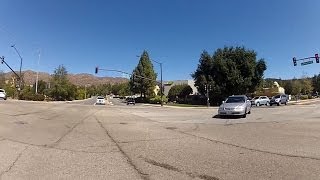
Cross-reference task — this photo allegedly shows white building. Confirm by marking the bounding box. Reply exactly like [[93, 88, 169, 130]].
[[163, 80, 198, 96]]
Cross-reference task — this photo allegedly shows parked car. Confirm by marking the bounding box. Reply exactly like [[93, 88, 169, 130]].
[[96, 96, 106, 105], [218, 95, 251, 118], [0, 89, 7, 100], [251, 96, 270, 106], [270, 94, 288, 106], [126, 98, 135, 105]]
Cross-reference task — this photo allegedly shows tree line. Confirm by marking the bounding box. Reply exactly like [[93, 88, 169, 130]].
[[0, 66, 130, 101], [2, 47, 320, 103]]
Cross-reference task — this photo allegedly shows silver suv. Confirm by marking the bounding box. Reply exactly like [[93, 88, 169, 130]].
[[251, 96, 270, 106], [0, 89, 7, 100], [270, 94, 288, 106]]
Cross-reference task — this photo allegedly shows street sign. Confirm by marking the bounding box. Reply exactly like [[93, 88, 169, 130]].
[[301, 60, 313, 66]]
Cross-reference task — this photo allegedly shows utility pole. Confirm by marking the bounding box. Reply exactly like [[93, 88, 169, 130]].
[[160, 62, 163, 106], [35, 49, 40, 94], [205, 84, 212, 108]]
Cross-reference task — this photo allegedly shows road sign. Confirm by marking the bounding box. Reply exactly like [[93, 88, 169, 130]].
[[301, 60, 313, 66]]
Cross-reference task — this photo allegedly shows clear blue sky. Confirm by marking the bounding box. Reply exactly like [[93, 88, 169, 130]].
[[1, 0, 320, 81]]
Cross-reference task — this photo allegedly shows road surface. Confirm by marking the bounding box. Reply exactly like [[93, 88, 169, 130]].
[[1, 99, 320, 179]]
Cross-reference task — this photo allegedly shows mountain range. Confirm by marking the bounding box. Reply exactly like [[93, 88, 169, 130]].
[[3, 70, 128, 86]]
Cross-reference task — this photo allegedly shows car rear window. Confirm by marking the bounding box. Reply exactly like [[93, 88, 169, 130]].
[[0, 90, 4, 92], [97, 97, 104, 99], [226, 97, 245, 103]]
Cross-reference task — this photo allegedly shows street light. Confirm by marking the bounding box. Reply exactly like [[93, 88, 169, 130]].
[[11, 45, 23, 94], [136, 55, 163, 106]]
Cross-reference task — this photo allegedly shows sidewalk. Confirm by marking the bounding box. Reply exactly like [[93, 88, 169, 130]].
[[289, 98, 320, 105]]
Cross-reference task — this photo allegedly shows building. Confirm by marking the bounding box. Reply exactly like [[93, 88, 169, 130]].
[[163, 80, 198, 96]]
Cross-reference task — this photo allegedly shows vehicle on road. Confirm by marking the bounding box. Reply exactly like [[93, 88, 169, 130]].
[[96, 96, 106, 105], [270, 94, 288, 106], [251, 96, 270, 106], [126, 98, 135, 105], [218, 95, 251, 118], [0, 89, 7, 100]]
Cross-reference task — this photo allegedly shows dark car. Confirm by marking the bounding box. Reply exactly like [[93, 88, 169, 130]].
[[126, 98, 135, 105], [270, 94, 288, 106]]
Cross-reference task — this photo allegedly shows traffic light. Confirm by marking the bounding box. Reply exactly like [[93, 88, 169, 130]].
[[316, 54, 319, 63], [1, 59, 3, 64], [293, 57, 297, 66], [95, 67, 98, 74]]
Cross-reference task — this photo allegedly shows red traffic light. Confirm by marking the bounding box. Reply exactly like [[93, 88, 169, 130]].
[[95, 67, 99, 74]]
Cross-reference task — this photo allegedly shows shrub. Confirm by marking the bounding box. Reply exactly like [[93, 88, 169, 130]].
[[19, 93, 45, 101], [300, 95, 309, 100], [149, 96, 168, 104]]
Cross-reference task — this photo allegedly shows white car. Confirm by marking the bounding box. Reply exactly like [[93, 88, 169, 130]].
[[218, 95, 251, 118], [251, 96, 270, 106], [0, 89, 7, 100], [96, 96, 105, 105]]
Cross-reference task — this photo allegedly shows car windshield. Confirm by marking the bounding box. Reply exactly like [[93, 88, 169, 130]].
[[274, 95, 281, 98], [253, 97, 259, 99], [97, 97, 104, 99], [0, 90, 4, 92], [226, 97, 245, 103]]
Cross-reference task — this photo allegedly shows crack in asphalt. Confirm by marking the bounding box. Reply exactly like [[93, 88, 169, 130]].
[[119, 110, 320, 162], [173, 129, 320, 161], [3, 138, 118, 154], [0, 146, 29, 178], [143, 157, 220, 180], [50, 109, 99, 147], [118, 137, 186, 144], [94, 116, 149, 180]]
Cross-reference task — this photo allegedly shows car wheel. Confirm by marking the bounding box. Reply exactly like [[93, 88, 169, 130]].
[[277, 103, 280, 106], [256, 102, 260, 107], [242, 113, 247, 118], [285, 101, 287, 105], [248, 110, 251, 114]]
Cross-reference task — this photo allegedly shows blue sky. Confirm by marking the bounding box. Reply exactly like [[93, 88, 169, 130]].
[[0, 0, 320, 81]]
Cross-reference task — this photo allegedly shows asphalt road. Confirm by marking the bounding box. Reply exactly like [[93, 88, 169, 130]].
[[1, 99, 320, 179]]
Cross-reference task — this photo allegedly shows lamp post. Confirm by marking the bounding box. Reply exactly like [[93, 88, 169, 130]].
[[11, 45, 23, 95], [35, 49, 40, 94]]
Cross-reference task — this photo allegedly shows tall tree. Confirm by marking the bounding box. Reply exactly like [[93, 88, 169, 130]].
[[130, 51, 157, 97], [312, 74, 320, 93], [192, 47, 267, 104], [49, 65, 75, 100], [0, 70, 5, 88]]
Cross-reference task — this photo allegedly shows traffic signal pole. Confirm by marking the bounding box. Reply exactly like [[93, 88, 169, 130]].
[[293, 54, 319, 66], [1, 56, 21, 80]]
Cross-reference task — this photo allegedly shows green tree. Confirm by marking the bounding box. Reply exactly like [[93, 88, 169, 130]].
[[168, 84, 193, 102], [130, 51, 157, 97], [300, 78, 313, 95], [312, 74, 320, 93], [283, 80, 293, 95], [0, 70, 5, 88], [291, 80, 302, 95], [48, 65, 76, 101], [192, 47, 267, 104], [32, 80, 47, 95]]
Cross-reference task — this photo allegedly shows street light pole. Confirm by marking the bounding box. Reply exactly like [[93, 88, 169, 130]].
[[11, 45, 23, 95], [35, 50, 40, 94], [160, 62, 163, 106]]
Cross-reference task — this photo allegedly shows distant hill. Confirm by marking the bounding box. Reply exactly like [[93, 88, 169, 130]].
[[3, 70, 128, 86]]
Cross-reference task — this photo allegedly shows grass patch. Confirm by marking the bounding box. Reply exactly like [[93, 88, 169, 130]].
[[166, 103, 207, 107]]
